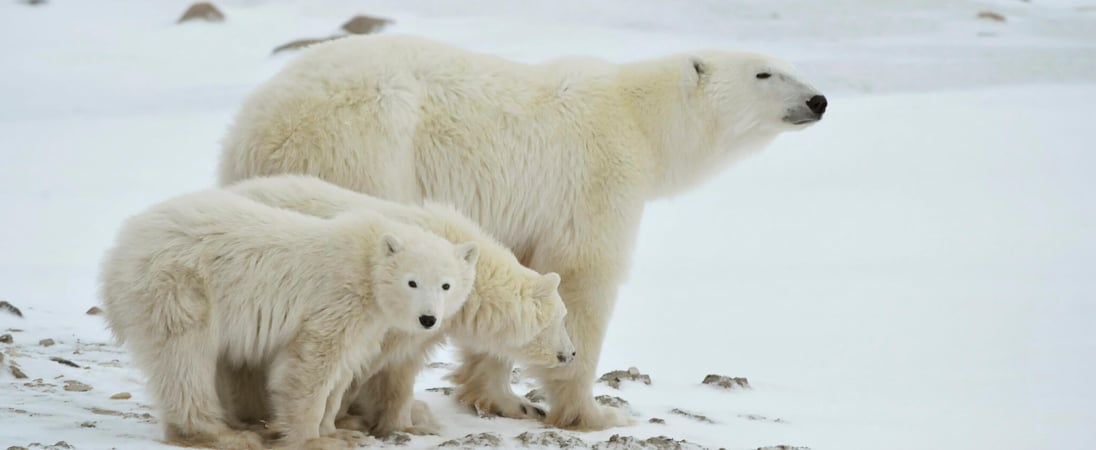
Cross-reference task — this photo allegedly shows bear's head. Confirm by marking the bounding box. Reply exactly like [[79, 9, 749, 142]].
[[683, 50, 827, 133], [452, 271, 576, 368], [372, 229, 479, 333]]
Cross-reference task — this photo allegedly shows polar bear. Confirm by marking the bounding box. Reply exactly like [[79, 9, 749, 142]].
[[224, 174, 576, 436], [218, 34, 827, 430], [98, 189, 478, 449]]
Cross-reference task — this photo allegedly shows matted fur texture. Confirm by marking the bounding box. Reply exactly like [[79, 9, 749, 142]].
[[219, 34, 825, 430], [98, 188, 477, 449]]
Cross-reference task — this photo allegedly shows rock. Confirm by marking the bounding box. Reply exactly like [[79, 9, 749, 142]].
[[272, 36, 343, 55], [594, 434, 701, 450], [0, 334, 12, 344], [0, 301, 23, 317], [341, 15, 392, 35], [598, 367, 651, 389], [757, 446, 811, 450], [702, 374, 750, 390], [178, 2, 224, 24], [20, 0, 46, 6], [383, 432, 411, 446], [110, 392, 132, 400], [9, 362, 28, 379], [439, 432, 503, 447], [79, 421, 96, 428], [425, 386, 454, 396], [38, 338, 55, 347], [85, 306, 102, 315], [670, 408, 715, 424], [50, 357, 80, 368], [515, 431, 587, 448], [740, 414, 785, 423], [595, 395, 629, 408], [426, 361, 454, 370], [63, 380, 92, 392], [648, 417, 665, 424], [977, 11, 1006, 22]]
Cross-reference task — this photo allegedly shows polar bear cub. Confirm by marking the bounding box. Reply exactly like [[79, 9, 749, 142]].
[[225, 174, 576, 434], [98, 189, 478, 449]]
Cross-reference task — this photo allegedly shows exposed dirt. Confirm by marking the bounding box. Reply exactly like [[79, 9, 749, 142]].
[[438, 432, 503, 447], [702, 374, 750, 390]]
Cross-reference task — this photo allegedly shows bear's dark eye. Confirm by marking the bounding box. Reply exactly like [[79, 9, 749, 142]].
[[756, 72, 771, 79], [442, 283, 450, 291], [408, 280, 417, 288]]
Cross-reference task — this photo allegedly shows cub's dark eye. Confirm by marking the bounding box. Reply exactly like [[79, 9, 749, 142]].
[[756, 72, 771, 79], [408, 280, 417, 288], [442, 283, 451, 291]]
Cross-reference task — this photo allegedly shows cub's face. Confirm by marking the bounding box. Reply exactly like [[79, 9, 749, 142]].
[[374, 233, 478, 333], [510, 273, 577, 368], [686, 50, 827, 133]]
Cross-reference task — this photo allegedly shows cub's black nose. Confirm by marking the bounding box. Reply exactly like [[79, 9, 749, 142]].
[[419, 315, 437, 329], [806, 95, 828, 115]]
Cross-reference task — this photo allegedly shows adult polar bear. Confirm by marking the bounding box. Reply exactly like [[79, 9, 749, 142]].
[[219, 34, 827, 430]]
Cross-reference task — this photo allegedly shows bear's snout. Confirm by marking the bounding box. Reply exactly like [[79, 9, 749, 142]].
[[557, 351, 576, 364], [418, 315, 437, 329], [807, 95, 828, 116]]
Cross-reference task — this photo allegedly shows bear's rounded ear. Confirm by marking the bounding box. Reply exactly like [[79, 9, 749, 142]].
[[691, 58, 707, 78], [535, 272, 562, 298], [456, 241, 479, 266], [682, 57, 707, 93], [380, 234, 402, 256]]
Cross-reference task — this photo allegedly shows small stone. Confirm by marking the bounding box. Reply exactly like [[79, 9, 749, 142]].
[[0, 301, 23, 317], [977, 11, 1006, 22], [0, 334, 12, 344], [63, 380, 92, 392], [702, 374, 750, 390], [595, 395, 629, 408], [439, 432, 503, 447], [50, 357, 80, 368], [598, 367, 652, 389], [85, 306, 102, 315], [10, 365, 27, 379], [272, 36, 343, 55], [425, 386, 453, 396], [341, 15, 392, 35], [670, 408, 715, 424], [178, 2, 225, 23], [425, 361, 453, 370], [515, 431, 587, 448], [757, 446, 811, 450], [383, 432, 411, 446], [80, 421, 96, 428], [39, 338, 55, 347], [110, 392, 131, 400]]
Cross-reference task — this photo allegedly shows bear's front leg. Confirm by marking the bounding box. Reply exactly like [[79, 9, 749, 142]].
[[267, 336, 345, 449], [351, 355, 440, 436], [527, 268, 634, 431], [448, 350, 546, 420]]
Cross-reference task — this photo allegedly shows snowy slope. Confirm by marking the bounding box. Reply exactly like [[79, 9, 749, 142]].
[[2, 1, 1094, 449]]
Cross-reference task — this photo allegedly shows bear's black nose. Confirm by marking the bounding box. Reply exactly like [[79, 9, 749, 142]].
[[419, 315, 437, 329], [806, 95, 828, 115], [557, 351, 576, 363]]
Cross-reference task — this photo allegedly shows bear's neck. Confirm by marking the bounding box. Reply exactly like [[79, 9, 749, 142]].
[[618, 59, 781, 199]]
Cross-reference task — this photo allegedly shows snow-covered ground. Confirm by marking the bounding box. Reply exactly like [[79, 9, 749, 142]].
[[2, 1, 1094, 449]]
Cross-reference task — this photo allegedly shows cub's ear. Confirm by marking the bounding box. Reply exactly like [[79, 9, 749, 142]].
[[380, 234, 402, 256], [535, 272, 562, 298], [456, 241, 479, 266], [691, 57, 707, 77]]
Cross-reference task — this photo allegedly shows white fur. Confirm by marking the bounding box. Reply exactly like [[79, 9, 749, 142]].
[[224, 174, 575, 435], [98, 188, 476, 449], [218, 35, 825, 430]]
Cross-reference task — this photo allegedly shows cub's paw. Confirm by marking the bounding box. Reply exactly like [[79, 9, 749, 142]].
[[300, 436, 352, 450], [549, 402, 634, 431], [333, 414, 368, 432], [329, 429, 375, 446], [466, 391, 547, 420], [215, 429, 265, 450]]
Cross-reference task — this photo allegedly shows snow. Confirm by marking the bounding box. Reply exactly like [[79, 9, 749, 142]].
[[2, 0, 1094, 449]]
